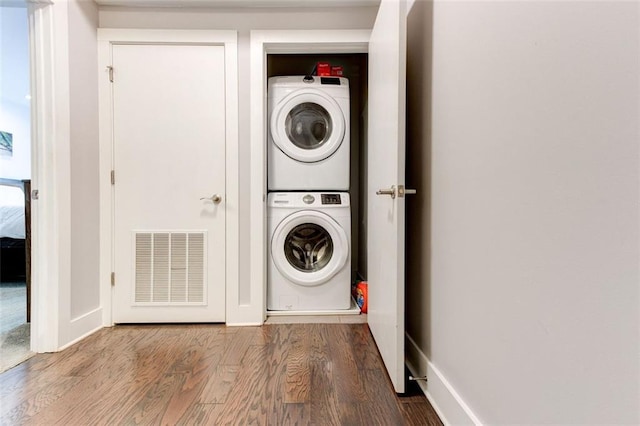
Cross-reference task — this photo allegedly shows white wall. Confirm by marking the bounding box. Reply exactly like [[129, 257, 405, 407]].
[[68, 0, 100, 322], [406, 0, 639, 423], [0, 6, 30, 179], [98, 6, 377, 314]]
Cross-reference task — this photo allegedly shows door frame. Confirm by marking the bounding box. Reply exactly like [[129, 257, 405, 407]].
[[248, 30, 370, 324], [97, 29, 239, 325], [27, 0, 68, 353]]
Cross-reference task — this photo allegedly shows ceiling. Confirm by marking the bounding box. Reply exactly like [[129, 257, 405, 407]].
[[0, 0, 380, 9], [94, 0, 380, 8]]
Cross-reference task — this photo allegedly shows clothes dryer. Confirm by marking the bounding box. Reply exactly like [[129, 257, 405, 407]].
[[268, 192, 351, 311], [268, 76, 350, 191]]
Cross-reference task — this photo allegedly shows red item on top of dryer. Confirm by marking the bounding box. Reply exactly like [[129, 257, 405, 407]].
[[316, 62, 331, 76], [331, 66, 344, 76]]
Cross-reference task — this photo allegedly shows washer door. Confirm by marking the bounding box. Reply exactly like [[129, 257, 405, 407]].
[[271, 210, 349, 287], [270, 88, 346, 163]]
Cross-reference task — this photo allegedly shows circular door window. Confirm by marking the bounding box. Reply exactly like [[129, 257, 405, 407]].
[[271, 89, 345, 163], [285, 103, 332, 150], [271, 210, 348, 287], [284, 223, 334, 272]]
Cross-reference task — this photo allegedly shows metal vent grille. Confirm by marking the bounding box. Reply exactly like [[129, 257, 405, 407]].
[[134, 231, 206, 304]]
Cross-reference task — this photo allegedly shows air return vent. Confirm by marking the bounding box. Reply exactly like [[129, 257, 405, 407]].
[[134, 231, 206, 304]]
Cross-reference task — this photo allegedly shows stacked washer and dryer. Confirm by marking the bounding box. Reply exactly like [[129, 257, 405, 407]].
[[267, 75, 352, 311]]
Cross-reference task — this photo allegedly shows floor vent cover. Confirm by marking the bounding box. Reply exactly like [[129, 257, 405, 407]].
[[134, 231, 206, 304]]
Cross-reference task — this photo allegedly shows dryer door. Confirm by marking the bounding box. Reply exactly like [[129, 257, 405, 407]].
[[270, 89, 346, 163], [271, 210, 349, 286]]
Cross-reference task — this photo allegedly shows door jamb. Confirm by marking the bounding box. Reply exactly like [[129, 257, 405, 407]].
[[97, 29, 239, 325]]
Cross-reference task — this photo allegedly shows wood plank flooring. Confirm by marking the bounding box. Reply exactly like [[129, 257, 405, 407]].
[[0, 323, 442, 425]]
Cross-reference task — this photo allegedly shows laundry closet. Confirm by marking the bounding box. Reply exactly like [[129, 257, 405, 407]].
[[265, 54, 369, 315], [248, 21, 409, 393]]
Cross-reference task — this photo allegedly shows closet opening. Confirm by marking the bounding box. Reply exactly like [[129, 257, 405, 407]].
[[265, 53, 369, 320]]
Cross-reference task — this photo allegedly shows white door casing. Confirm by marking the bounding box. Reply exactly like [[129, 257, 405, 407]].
[[98, 30, 239, 325], [27, 1, 69, 352], [367, 0, 408, 393]]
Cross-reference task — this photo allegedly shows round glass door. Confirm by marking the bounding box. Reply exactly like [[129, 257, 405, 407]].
[[285, 103, 333, 150], [284, 223, 334, 272], [271, 89, 345, 163], [271, 210, 348, 287]]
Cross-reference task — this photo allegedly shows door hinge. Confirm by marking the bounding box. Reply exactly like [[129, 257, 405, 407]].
[[111, 272, 115, 286], [111, 170, 115, 185], [107, 66, 114, 83]]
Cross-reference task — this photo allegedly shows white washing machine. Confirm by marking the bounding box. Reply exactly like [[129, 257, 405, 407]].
[[268, 192, 351, 311], [268, 75, 350, 191]]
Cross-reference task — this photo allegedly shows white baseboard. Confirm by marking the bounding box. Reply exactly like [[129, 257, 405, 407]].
[[59, 307, 104, 351], [405, 333, 482, 425], [225, 322, 264, 326]]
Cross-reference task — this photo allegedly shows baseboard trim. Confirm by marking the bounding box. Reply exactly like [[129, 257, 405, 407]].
[[59, 308, 104, 351], [225, 322, 264, 327], [405, 333, 482, 425]]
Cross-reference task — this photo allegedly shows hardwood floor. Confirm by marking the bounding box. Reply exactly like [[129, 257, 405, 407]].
[[0, 323, 441, 425]]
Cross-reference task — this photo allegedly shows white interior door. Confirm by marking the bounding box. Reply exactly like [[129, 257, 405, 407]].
[[112, 43, 226, 323], [367, 0, 408, 393]]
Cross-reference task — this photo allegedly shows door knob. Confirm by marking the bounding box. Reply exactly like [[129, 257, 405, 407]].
[[376, 186, 396, 199], [376, 185, 417, 199], [398, 185, 417, 198], [200, 194, 222, 204]]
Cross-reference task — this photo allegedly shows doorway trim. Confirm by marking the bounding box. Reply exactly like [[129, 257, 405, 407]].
[[97, 29, 239, 325], [248, 30, 370, 324], [27, 0, 70, 352]]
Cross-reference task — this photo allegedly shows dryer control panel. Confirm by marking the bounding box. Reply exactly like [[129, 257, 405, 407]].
[[320, 77, 342, 85], [321, 194, 342, 205]]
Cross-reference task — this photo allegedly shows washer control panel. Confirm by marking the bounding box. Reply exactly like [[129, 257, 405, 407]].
[[321, 194, 342, 205]]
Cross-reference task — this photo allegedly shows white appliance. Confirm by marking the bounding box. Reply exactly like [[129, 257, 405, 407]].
[[268, 75, 350, 191], [268, 192, 351, 311]]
